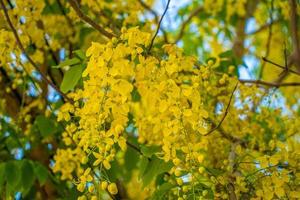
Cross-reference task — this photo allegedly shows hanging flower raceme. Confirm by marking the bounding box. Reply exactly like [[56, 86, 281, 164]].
[[54, 27, 235, 197]]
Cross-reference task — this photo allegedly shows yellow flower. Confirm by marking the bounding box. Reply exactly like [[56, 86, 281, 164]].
[[108, 182, 118, 195], [103, 160, 111, 170], [101, 181, 108, 190]]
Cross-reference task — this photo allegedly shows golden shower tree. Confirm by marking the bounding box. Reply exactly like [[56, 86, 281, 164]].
[[0, 0, 300, 199]]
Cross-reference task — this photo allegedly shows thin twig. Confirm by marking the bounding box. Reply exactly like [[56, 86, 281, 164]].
[[204, 83, 238, 136], [126, 141, 152, 161], [239, 79, 300, 87], [126, 141, 143, 156], [262, 57, 300, 76], [175, 6, 203, 43], [68, 0, 115, 39], [148, 0, 171, 52], [284, 44, 288, 69], [278, 45, 290, 78], [275, 0, 300, 82], [0, 0, 71, 102], [247, 19, 280, 35], [258, 0, 274, 79], [213, 124, 242, 143]]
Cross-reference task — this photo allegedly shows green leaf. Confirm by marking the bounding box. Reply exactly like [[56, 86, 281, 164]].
[[42, 0, 61, 15], [73, 50, 86, 60], [35, 115, 57, 137], [53, 57, 81, 68], [141, 156, 173, 187], [4, 137, 19, 151], [151, 183, 174, 200], [131, 87, 141, 102], [34, 163, 48, 186], [20, 160, 35, 194], [0, 163, 6, 193], [155, 173, 166, 186], [60, 64, 84, 93], [198, 177, 213, 188], [139, 157, 149, 179], [182, 31, 200, 56], [107, 147, 139, 183], [124, 147, 139, 171], [219, 50, 233, 58], [141, 145, 160, 157], [206, 167, 225, 176], [5, 161, 20, 191]]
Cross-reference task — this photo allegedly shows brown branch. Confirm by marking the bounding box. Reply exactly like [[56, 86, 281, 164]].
[[68, 0, 115, 39], [289, 0, 300, 70], [275, 0, 300, 82], [258, 0, 274, 79], [148, 0, 171, 52], [233, 0, 259, 58], [0, 68, 21, 118], [214, 125, 242, 144], [290, 0, 300, 56], [227, 182, 238, 200], [204, 83, 238, 136], [247, 19, 280, 35], [239, 79, 300, 87], [227, 142, 240, 200], [175, 6, 203, 43], [262, 57, 300, 76], [0, 0, 72, 102]]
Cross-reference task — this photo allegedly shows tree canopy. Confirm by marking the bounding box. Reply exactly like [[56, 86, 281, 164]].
[[0, 0, 300, 199]]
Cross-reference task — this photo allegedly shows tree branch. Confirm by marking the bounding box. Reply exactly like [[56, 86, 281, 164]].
[[262, 57, 300, 76], [68, 0, 116, 39], [275, 0, 300, 83], [289, 0, 300, 70], [148, 0, 171, 52], [126, 141, 143, 156], [214, 125, 242, 144], [239, 79, 300, 87], [175, 6, 203, 43], [233, 0, 259, 58], [0, 0, 72, 103], [247, 19, 279, 35], [0, 68, 21, 118], [258, 0, 274, 79], [204, 83, 238, 136]]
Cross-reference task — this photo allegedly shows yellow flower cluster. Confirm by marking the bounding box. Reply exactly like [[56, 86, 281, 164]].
[[54, 27, 218, 197], [52, 148, 85, 180], [0, 30, 15, 65], [54, 26, 300, 199]]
